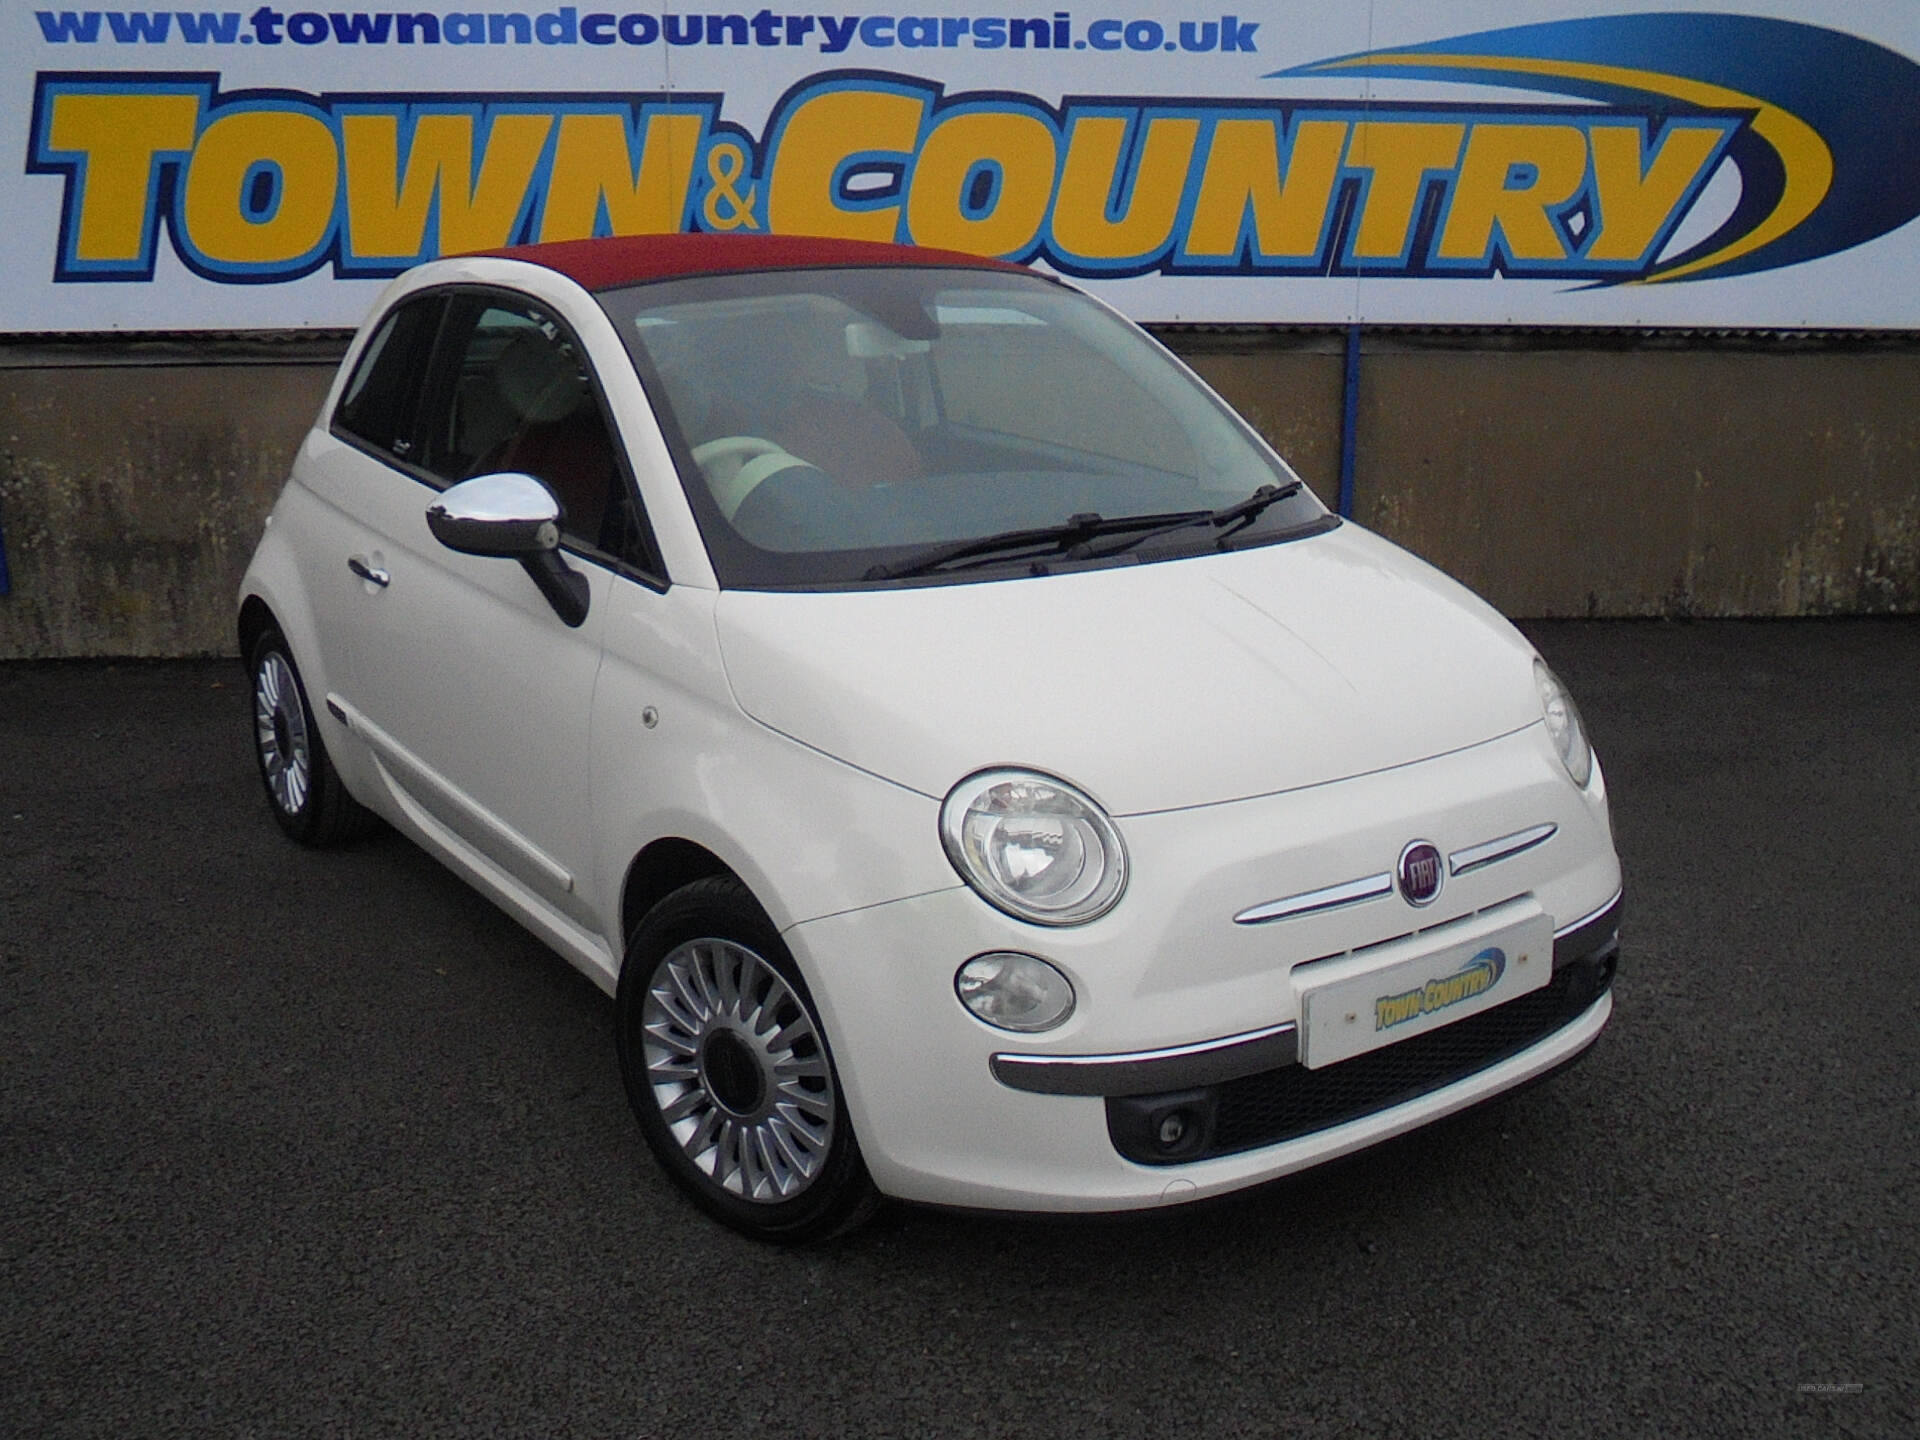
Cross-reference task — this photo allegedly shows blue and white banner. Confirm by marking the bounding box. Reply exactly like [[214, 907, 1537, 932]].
[[9, 2, 1920, 329]]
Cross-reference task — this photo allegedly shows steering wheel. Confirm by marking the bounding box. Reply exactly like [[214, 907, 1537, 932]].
[[691, 435, 812, 520], [692, 435, 787, 472]]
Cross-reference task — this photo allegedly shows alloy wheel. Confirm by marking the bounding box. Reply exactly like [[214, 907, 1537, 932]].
[[254, 650, 312, 817], [641, 937, 837, 1203]]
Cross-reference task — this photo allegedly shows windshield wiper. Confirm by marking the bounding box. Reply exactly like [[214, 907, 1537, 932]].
[[1068, 481, 1304, 561], [862, 483, 1305, 581], [864, 508, 1212, 581]]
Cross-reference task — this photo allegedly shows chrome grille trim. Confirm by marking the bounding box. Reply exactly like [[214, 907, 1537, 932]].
[[1232, 872, 1393, 926], [1235, 822, 1557, 928], [1448, 823, 1557, 877]]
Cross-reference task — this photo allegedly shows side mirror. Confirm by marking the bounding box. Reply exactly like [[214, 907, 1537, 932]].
[[425, 472, 589, 627], [425, 472, 562, 557]]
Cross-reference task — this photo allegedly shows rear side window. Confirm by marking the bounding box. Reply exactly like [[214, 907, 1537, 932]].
[[333, 295, 444, 461]]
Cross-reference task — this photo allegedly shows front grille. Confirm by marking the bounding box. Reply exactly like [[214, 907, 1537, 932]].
[[1107, 954, 1613, 1165]]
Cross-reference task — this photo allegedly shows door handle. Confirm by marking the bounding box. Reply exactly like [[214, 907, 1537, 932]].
[[347, 556, 391, 587]]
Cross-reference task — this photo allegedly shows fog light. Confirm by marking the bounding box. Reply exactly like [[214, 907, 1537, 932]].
[[1106, 1089, 1216, 1165], [955, 952, 1076, 1033]]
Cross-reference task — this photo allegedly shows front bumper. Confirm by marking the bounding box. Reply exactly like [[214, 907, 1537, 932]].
[[1103, 897, 1618, 1165], [784, 723, 1621, 1212]]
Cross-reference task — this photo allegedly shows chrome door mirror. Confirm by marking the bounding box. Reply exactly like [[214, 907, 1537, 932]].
[[425, 472, 562, 557], [424, 472, 589, 628]]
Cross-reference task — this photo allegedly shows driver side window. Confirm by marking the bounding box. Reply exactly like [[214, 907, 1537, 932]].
[[420, 295, 645, 564]]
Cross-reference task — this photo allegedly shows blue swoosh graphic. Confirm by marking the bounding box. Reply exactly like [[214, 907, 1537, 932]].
[[1274, 13, 1920, 283]]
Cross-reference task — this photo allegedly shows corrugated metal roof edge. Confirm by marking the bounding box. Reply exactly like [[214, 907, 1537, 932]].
[[4, 324, 1919, 368]]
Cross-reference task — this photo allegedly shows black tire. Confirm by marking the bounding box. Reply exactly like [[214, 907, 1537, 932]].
[[615, 876, 879, 1242], [247, 625, 380, 846]]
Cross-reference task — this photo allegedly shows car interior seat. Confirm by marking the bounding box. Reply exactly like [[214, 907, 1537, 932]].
[[480, 328, 617, 546]]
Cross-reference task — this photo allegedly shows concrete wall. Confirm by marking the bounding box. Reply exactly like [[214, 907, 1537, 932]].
[[1178, 333, 1920, 620], [1356, 342, 1920, 619], [2, 342, 338, 658], [2, 331, 1916, 658]]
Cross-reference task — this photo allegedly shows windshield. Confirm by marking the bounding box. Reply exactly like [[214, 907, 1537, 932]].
[[600, 266, 1330, 587]]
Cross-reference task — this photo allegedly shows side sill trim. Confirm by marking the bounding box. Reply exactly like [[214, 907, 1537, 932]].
[[991, 1023, 1298, 1098], [327, 691, 575, 896]]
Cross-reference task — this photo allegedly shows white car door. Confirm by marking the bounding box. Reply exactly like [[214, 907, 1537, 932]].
[[322, 287, 654, 934]]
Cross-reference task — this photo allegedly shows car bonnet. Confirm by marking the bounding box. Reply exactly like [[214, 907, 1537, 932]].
[[712, 524, 1543, 815]]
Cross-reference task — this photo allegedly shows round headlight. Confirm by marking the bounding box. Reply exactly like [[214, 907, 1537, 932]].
[[939, 769, 1128, 926], [955, 952, 1077, 1032], [1534, 660, 1594, 789]]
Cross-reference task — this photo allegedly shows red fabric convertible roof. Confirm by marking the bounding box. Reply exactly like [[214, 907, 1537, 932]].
[[477, 233, 1029, 291]]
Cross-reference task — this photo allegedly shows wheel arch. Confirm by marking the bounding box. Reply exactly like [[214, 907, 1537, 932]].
[[235, 517, 331, 703], [237, 593, 277, 671], [620, 837, 741, 946]]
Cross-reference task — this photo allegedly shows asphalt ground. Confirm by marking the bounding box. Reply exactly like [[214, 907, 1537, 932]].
[[3, 620, 1916, 1439]]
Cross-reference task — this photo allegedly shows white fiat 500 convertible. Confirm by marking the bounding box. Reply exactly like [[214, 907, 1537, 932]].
[[239, 233, 1621, 1240]]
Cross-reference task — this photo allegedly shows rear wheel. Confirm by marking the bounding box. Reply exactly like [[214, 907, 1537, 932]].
[[615, 877, 878, 1242], [248, 626, 379, 845]]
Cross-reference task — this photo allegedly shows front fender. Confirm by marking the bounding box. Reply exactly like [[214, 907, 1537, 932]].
[[589, 583, 961, 978]]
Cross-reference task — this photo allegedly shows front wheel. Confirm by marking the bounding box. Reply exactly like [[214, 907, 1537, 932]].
[[615, 877, 878, 1242]]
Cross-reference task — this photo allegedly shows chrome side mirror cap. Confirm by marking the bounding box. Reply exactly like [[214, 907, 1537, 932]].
[[425, 473, 589, 628], [426, 472, 562, 557]]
